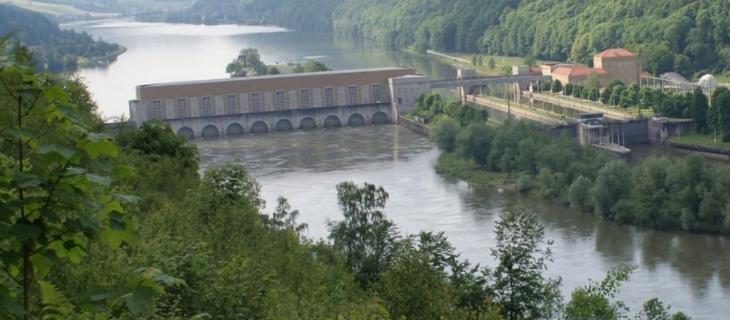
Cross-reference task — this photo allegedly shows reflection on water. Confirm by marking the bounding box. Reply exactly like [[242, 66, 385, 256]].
[[197, 125, 729, 318]]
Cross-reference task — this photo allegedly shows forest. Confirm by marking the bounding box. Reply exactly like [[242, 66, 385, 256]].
[[0, 3, 124, 72], [177, 0, 730, 79], [0, 41, 694, 319], [417, 92, 730, 235]]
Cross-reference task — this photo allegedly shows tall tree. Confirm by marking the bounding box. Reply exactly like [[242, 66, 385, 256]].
[[328, 182, 400, 288], [490, 207, 561, 320], [690, 88, 709, 133]]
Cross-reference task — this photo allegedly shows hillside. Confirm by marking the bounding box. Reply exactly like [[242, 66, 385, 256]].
[[177, 0, 730, 78], [154, 0, 339, 31], [0, 3, 123, 72]]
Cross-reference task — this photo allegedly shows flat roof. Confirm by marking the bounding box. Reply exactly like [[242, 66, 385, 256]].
[[139, 67, 414, 88]]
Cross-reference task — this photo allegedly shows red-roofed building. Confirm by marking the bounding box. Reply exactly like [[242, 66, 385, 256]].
[[594, 48, 641, 85], [544, 48, 641, 87]]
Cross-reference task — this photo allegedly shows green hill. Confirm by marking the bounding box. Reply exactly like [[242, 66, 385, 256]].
[[178, 0, 730, 78], [0, 3, 123, 71]]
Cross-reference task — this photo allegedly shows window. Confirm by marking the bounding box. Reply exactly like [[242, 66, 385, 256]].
[[348, 86, 357, 105], [373, 84, 382, 102], [300, 89, 309, 108], [176, 98, 187, 117], [227, 95, 237, 114], [202, 97, 212, 116], [276, 91, 286, 110], [324, 88, 334, 107], [252, 93, 261, 112], [151, 101, 161, 119]]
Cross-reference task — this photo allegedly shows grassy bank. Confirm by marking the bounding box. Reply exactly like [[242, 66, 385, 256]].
[[429, 51, 557, 76], [435, 153, 511, 188], [670, 133, 730, 150]]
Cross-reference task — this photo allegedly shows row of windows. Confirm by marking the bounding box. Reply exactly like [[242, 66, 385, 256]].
[[150, 84, 384, 119]]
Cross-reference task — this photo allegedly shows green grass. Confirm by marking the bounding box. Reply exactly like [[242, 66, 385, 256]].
[[1, 0, 110, 16], [433, 51, 557, 76], [670, 133, 730, 150], [478, 95, 567, 121]]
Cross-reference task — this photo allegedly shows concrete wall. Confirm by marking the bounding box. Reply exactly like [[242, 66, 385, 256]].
[[388, 75, 432, 116], [164, 103, 394, 139], [648, 119, 694, 143], [605, 119, 649, 145]]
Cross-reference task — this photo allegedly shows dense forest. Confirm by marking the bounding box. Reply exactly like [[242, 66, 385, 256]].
[[176, 0, 730, 78], [417, 92, 730, 235], [0, 41, 693, 319], [0, 3, 123, 72]]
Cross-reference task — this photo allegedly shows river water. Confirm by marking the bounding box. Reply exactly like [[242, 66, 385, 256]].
[[70, 19, 729, 318]]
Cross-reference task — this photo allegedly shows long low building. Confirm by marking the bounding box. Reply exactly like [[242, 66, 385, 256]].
[[129, 67, 418, 138]]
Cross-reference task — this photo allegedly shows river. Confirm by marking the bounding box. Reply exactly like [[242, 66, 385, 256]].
[[70, 19, 729, 318]]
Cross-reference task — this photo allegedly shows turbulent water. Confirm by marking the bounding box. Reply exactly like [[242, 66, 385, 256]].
[[72, 20, 730, 318]]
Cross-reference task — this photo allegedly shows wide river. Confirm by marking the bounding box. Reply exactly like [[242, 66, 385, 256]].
[[70, 19, 729, 318]]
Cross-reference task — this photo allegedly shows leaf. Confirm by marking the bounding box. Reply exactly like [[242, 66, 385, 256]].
[[112, 164, 135, 179], [123, 286, 158, 316], [86, 173, 111, 187], [36, 144, 76, 160], [13, 173, 44, 188], [84, 134, 118, 159], [11, 223, 41, 241], [113, 193, 140, 204], [3, 127, 37, 139]]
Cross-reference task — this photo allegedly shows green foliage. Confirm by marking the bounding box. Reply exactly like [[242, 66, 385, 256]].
[[292, 59, 330, 73], [435, 118, 730, 235], [410, 93, 488, 126], [490, 207, 561, 320], [431, 118, 460, 153], [0, 42, 179, 319], [328, 182, 400, 288], [551, 79, 563, 93], [226, 48, 270, 77], [562, 265, 633, 320], [0, 5, 123, 72], [488, 57, 496, 70]]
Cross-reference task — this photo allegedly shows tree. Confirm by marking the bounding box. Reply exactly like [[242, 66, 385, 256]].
[[564, 83, 574, 96], [472, 54, 478, 66], [478, 55, 483, 66], [562, 265, 633, 320], [523, 55, 537, 66], [0, 43, 176, 318], [568, 175, 593, 210], [456, 123, 492, 167], [610, 84, 625, 106], [431, 118, 460, 152], [267, 66, 280, 75], [226, 48, 268, 77], [551, 79, 563, 93], [328, 182, 400, 288], [293, 59, 330, 73], [488, 57, 496, 70], [591, 161, 632, 220], [711, 87, 730, 141], [490, 207, 561, 320], [689, 88, 709, 133]]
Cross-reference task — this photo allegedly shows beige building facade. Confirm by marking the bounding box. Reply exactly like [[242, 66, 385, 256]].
[[129, 67, 417, 138]]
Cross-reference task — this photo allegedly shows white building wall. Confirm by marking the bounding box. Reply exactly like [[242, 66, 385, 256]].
[[288, 90, 297, 109], [337, 86, 346, 105], [239, 93, 249, 112], [214, 95, 224, 115], [164, 99, 174, 119], [312, 88, 322, 107], [190, 97, 200, 117]]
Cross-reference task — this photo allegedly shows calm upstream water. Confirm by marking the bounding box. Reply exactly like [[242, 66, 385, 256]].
[[70, 20, 730, 318]]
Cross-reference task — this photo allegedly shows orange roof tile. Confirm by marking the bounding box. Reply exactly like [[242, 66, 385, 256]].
[[596, 48, 636, 58], [552, 65, 606, 77]]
